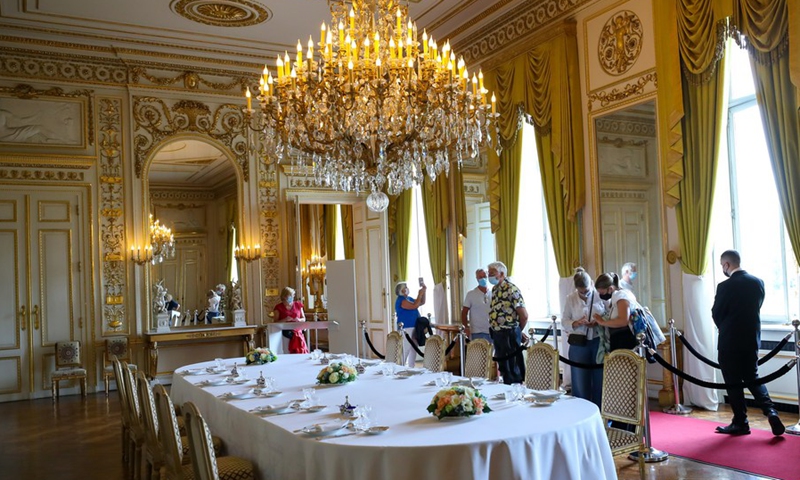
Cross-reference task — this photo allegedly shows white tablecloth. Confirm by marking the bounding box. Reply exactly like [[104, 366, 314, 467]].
[[170, 355, 616, 480]]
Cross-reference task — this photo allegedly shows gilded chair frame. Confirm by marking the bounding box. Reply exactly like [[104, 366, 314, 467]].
[[385, 331, 403, 365], [422, 335, 446, 373], [51, 340, 87, 399], [524, 342, 560, 391], [464, 338, 493, 379], [600, 349, 646, 458], [104, 337, 136, 396]]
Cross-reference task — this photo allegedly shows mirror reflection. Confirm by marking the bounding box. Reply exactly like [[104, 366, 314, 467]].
[[148, 139, 240, 327], [594, 100, 666, 323]]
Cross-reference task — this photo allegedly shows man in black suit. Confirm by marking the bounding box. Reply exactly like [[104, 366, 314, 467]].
[[711, 250, 784, 436]]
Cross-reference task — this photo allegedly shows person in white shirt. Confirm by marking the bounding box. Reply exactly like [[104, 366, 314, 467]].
[[461, 268, 493, 343], [561, 267, 606, 406], [619, 262, 637, 292], [593, 272, 639, 353]]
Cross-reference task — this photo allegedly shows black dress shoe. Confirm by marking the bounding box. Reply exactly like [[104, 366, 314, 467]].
[[768, 414, 785, 436], [715, 423, 751, 435]]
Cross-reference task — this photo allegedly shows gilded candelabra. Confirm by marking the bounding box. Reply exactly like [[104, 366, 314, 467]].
[[234, 243, 263, 262], [307, 256, 327, 312], [244, 0, 500, 212]]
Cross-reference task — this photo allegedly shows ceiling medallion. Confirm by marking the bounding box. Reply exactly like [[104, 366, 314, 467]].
[[171, 0, 270, 27], [597, 10, 643, 76]]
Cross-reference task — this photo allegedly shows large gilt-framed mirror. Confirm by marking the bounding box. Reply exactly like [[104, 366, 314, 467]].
[[145, 137, 243, 329], [589, 96, 669, 324]]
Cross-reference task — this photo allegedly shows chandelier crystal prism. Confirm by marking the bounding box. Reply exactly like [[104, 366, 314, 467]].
[[245, 0, 500, 211]]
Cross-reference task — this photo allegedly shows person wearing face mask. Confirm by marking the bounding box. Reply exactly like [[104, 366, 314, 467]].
[[619, 262, 637, 293], [487, 261, 528, 384], [461, 268, 493, 343], [711, 250, 784, 436], [561, 267, 606, 406], [592, 272, 639, 353], [395, 281, 427, 367], [273, 286, 308, 354]]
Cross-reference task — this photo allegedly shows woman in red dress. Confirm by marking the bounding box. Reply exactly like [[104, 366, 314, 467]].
[[273, 286, 309, 354]]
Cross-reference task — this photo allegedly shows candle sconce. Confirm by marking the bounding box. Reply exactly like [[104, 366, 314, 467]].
[[234, 244, 263, 263], [307, 255, 327, 313], [130, 244, 154, 265]]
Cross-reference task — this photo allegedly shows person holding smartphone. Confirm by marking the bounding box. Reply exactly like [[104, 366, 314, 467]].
[[395, 279, 427, 367]]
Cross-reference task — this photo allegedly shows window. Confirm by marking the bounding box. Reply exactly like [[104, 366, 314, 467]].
[[512, 121, 562, 319], [334, 204, 345, 261], [709, 42, 799, 323], [404, 185, 436, 319]]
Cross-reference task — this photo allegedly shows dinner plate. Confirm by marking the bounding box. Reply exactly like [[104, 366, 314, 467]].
[[300, 422, 349, 437], [219, 391, 258, 401], [251, 402, 296, 415], [423, 380, 437, 387], [205, 367, 227, 374], [364, 426, 389, 435], [261, 390, 282, 397], [302, 405, 326, 413], [179, 368, 205, 376], [198, 379, 229, 387], [225, 378, 252, 386]]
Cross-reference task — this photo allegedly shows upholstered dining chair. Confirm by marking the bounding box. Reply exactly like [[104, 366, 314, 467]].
[[601, 349, 646, 462], [104, 337, 137, 396], [182, 402, 256, 480], [121, 361, 146, 480], [422, 334, 446, 373], [51, 340, 87, 400], [524, 342, 560, 391], [111, 358, 132, 470], [464, 338, 493, 379], [385, 331, 404, 365]]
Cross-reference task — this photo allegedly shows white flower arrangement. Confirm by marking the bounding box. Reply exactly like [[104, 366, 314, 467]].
[[245, 347, 277, 365], [427, 386, 491, 420], [316, 362, 358, 385]]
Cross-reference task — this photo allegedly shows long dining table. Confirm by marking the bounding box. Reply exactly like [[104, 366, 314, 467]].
[[170, 354, 617, 480]]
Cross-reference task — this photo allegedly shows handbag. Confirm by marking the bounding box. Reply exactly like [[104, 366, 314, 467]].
[[567, 292, 593, 347]]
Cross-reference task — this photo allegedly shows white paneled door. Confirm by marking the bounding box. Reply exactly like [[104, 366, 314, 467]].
[[352, 202, 391, 358], [0, 187, 88, 401], [600, 199, 650, 308]]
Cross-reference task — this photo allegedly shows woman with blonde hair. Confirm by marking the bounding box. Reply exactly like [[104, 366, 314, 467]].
[[561, 267, 605, 406], [273, 286, 308, 354], [592, 272, 638, 353]]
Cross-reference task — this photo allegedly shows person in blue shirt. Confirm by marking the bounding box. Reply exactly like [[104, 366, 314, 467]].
[[395, 281, 427, 367]]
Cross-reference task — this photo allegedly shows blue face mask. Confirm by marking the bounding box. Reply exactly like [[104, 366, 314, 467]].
[[488, 276, 499, 286], [477, 278, 488, 287], [286, 296, 294, 304], [630, 272, 638, 280]]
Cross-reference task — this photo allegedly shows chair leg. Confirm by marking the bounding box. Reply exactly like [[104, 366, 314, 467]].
[[51, 380, 56, 401], [105, 376, 110, 397], [81, 377, 87, 397]]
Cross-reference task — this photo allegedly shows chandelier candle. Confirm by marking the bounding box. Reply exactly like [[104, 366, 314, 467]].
[[245, 0, 500, 212]]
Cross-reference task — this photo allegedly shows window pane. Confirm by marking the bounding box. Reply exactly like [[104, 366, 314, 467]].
[[405, 186, 435, 319], [728, 43, 756, 102]]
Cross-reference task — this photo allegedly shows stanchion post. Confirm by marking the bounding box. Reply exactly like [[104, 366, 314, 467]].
[[787, 319, 800, 436], [528, 327, 536, 345], [551, 315, 559, 356], [458, 324, 466, 377], [359, 320, 367, 359], [664, 319, 692, 415], [629, 333, 669, 463]]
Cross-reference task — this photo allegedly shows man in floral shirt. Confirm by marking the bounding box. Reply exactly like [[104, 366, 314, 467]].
[[487, 261, 528, 384]]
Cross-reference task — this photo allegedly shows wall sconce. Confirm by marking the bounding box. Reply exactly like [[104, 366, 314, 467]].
[[234, 244, 262, 263], [130, 244, 154, 265]]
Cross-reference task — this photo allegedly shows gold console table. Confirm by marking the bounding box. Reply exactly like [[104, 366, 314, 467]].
[[144, 325, 256, 379]]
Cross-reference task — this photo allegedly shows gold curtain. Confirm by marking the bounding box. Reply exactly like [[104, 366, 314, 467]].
[[392, 189, 414, 282], [495, 141, 523, 273], [421, 175, 449, 285], [323, 204, 338, 261], [484, 23, 584, 277], [452, 165, 467, 238], [734, 0, 800, 262], [654, 0, 685, 207], [340, 204, 355, 260]]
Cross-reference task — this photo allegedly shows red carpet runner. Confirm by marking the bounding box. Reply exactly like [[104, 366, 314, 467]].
[[649, 411, 800, 479]]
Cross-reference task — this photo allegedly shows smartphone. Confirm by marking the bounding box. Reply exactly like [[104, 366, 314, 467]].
[[418, 277, 424, 287]]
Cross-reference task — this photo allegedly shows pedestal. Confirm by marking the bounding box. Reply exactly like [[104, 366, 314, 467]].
[[233, 309, 246, 327], [156, 312, 171, 333]]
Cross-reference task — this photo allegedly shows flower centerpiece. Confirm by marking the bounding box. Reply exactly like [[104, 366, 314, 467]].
[[316, 362, 358, 385], [427, 386, 492, 420], [245, 347, 277, 365]]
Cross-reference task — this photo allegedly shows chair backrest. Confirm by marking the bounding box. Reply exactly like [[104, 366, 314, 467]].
[[422, 335, 446, 373], [153, 384, 185, 476], [111, 358, 131, 428], [105, 337, 131, 363], [55, 340, 82, 368], [601, 349, 646, 425], [120, 361, 142, 427], [524, 342, 559, 390], [183, 401, 220, 480], [464, 339, 493, 378], [385, 331, 403, 365], [136, 371, 161, 448]]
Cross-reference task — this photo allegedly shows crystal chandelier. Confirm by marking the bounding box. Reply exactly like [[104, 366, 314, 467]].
[[149, 214, 175, 264], [245, 0, 499, 212]]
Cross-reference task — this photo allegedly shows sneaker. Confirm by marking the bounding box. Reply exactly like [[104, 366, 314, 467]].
[[768, 414, 785, 436]]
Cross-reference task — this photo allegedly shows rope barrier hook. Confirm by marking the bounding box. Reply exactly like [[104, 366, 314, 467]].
[[787, 318, 800, 436], [664, 319, 692, 415], [629, 333, 669, 463]]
